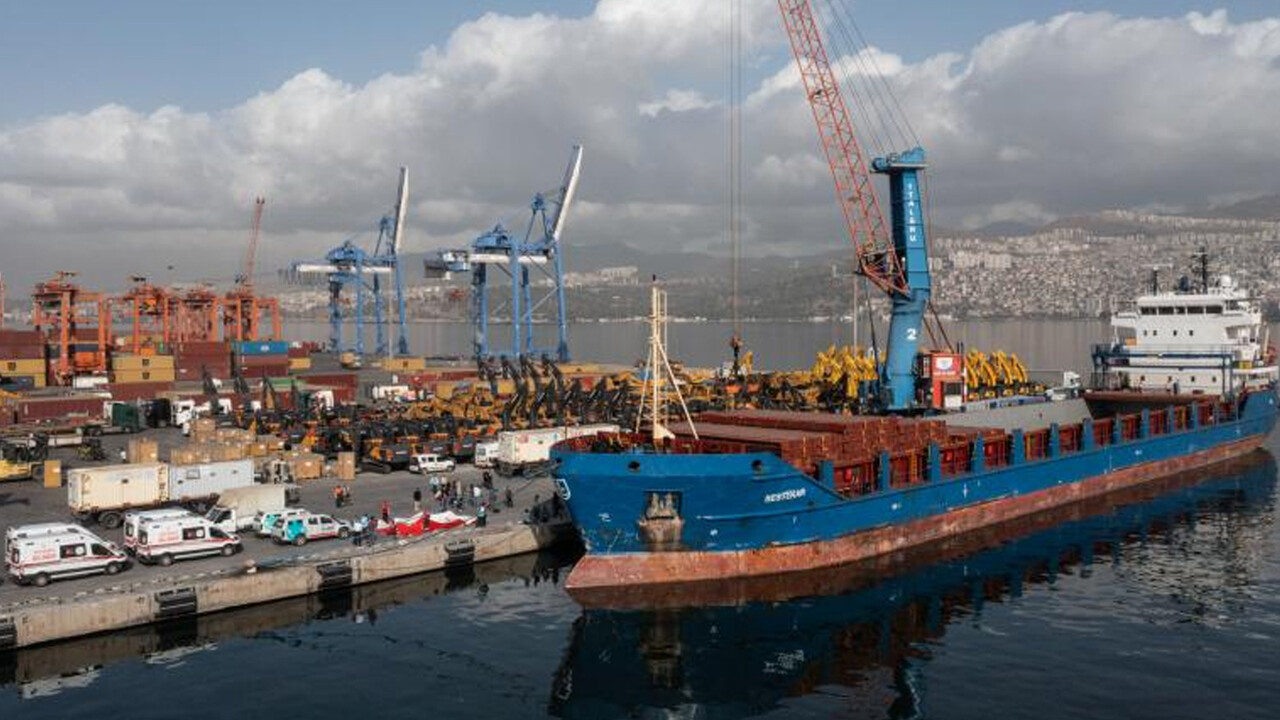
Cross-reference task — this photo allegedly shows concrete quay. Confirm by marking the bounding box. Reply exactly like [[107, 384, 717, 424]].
[[0, 429, 572, 649]]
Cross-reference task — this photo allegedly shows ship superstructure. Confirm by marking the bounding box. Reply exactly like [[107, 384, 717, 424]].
[[1097, 268, 1276, 395]]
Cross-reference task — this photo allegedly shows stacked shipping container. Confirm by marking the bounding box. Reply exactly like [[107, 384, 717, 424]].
[[0, 329, 47, 388], [111, 353, 176, 383], [174, 341, 231, 381], [234, 340, 289, 378]]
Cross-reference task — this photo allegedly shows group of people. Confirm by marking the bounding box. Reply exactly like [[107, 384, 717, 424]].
[[332, 484, 353, 508], [424, 475, 505, 512], [332, 466, 532, 540]]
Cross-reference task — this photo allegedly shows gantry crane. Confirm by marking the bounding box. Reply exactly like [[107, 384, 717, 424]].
[[427, 146, 581, 363], [31, 272, 110, 384], [116, 277, 174, 354], [778, 0, 936, 411], [293, 168, 410, 357]]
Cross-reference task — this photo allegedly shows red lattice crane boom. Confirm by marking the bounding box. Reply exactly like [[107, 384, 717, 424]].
[[776, 0, 907, 296], [237, 197, 266, 288]]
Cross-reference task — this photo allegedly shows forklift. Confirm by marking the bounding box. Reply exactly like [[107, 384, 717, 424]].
[[0, 434, 48, 482]]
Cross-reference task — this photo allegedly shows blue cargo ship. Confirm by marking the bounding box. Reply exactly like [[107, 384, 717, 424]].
[[553, 391, 1275, 597], [551, 274, 1279, 599]]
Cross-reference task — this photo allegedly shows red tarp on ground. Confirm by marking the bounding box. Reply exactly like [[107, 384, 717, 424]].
[[375, 511, 474, 537]]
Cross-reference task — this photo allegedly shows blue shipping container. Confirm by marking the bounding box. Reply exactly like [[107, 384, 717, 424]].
[[234, 341, 289, 356]]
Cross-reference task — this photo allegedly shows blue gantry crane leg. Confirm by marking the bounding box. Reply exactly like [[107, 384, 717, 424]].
[[427, 146, 582, 364]]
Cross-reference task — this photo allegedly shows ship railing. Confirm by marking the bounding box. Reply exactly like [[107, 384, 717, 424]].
[[1097, 343, 1245, 359], [869, 399, 1230, 495]]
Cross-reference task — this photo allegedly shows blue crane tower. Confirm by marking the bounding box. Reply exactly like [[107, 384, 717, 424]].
[[292, 168, 411, 358], [427, 146, 582, 363], [780, 0, 942, 412]]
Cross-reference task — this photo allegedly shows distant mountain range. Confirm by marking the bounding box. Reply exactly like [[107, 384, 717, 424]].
[[264, 193, 1280, 287], [1206, 193, 1280, 220]]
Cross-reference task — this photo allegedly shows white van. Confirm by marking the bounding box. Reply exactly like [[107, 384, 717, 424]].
[[7, 531, 130, 587], [255, 508, 308, 537], [5, 522, 96, 555], [473, 441, 499, 469], [409, 453, 455, 473], [135, 516, 241, 566], [123, 508, 197, 552]]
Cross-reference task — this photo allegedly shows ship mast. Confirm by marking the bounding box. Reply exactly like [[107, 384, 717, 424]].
[[636, 278, 696, 443]]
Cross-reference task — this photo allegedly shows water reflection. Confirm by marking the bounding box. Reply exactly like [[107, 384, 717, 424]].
[[0, 550, 575, 700], [549, 452, 1276, 719]]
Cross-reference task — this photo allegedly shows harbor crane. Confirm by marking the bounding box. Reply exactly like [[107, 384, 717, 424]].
[[426, 146, 582, 363], [223, 197, 281, 342], [778, 0, 939, 411], [292, 168, 411, 358]]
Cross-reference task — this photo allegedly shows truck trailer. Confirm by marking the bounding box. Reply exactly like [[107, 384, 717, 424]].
[[68, 460, 256, 529]]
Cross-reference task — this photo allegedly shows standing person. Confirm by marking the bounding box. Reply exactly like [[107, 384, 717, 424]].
[[472, 484, 482, 506], [119, 448, 128, 462], [333, 485, 342, 509], [380, 501, 391, 524], [482, 470, 493, 489], [413, 488, 422, 513], [477, 503, 487, 528], [504, 487, 514, 508]]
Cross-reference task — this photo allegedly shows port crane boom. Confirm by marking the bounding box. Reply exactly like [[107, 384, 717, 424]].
[[236, 197, 266, 288], [777, 0, 932, 411]]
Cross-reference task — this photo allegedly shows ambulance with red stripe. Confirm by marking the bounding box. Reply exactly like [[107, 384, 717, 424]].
[[7, 529, 130, 587], [135, 515, 241, 566]]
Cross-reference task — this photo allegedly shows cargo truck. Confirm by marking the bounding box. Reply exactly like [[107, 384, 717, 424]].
[[495, 424, 619, 477], [67, 460, 256, 529], [204, 484, 301, 532]]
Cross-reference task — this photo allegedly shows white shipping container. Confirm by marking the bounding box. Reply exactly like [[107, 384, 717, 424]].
[[167, 460, 255, 502], [67, 463, 168, 515], [496, 424, 618, 473]]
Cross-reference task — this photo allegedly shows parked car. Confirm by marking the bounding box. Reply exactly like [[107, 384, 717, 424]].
[[271, 513, 351, 546], [7, 530, 130, 587], [135, 516, 241, 566], [409, 453, 455, 474], [255, 508, 309, 537]]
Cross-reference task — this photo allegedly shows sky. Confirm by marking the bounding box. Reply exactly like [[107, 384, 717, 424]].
[[0, 0, 1278, 289]]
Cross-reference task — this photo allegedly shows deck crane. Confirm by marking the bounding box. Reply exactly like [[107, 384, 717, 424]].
[[426, 146, 582, 363], [777, 0, 936, 411]]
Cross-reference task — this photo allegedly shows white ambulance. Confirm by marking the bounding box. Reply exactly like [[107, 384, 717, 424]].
[[134, 516, 242, 566], [5, 522, 96, 555], [123, 508, 198, 552], [7, 531, 130, 587]]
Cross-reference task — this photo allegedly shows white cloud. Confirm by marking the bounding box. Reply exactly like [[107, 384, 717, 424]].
[[638, 89, 717, 117], [0, 4, 1278, 288], [962, 200, 1057, 231]]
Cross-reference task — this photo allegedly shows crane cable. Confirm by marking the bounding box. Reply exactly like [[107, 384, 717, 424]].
[[729, 0, 743, 341]]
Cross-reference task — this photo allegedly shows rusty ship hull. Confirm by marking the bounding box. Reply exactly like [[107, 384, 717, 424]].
[[551, 391, 1277, 601]]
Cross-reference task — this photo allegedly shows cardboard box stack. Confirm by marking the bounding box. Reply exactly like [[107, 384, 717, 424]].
[[191, 417, 217, 442], [285, 450, 325, 481], [336, 451, 357, 481], [127, 437, 160, 463]]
